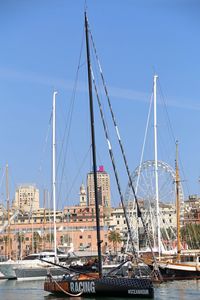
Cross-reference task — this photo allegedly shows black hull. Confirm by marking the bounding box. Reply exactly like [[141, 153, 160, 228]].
[[44, 277, 154, 298], [159, 266, 200, 281]]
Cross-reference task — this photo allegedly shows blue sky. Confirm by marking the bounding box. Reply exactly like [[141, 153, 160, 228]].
[[0, 1, 199, 209]]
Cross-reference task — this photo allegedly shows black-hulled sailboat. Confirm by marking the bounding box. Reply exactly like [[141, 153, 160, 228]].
[[44, 11, 154, 298]]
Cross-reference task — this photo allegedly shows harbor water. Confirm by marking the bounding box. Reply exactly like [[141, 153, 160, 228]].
[[0, 279, 200, 300]]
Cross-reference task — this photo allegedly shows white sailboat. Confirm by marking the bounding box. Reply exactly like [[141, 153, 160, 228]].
[[0, 92, 69, 280]]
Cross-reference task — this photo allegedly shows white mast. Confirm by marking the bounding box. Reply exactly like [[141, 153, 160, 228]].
[[52, 91, 57, 261], [153, 75, 161, 259]]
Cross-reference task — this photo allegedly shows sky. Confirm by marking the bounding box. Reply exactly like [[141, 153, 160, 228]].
[[0, 0, 199, 209]]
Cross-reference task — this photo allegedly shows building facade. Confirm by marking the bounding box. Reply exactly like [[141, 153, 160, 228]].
[[13, 184, 39, 212], [87, 166, 111, 217]]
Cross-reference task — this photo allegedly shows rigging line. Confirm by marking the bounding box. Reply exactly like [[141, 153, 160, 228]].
[[91, 50, 111, 169], [91, 45, 111, 137], [135, 92, 153, 194], [57, 80, 81, 207], [38, 112, 52, 182], [89, 30, 162, 281], [65, 145, 91, 203], [157, 79, 176, 144], [157, 79, 189, 196], [91, 67, 139, 266], [57, 24, 85, 207], [0, 167, 6, 205]]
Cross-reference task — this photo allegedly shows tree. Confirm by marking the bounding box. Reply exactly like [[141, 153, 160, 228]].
[[60, 234, 72, 246], [15, 232, 25, 259], [181, 223, 200, 249], [32, 231, 42, 253], [108, 230, 122, 254], [45, 233, 54, 244], [3, 235, 9, 258]]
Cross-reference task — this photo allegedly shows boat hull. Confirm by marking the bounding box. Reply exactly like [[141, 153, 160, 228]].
[[159, 263, 200, 281], [44, 276, 154, 298], [14, 266, 65, 281], [0, 263, 17, 279]]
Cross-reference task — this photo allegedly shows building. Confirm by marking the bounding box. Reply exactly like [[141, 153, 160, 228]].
[[79, 183, 87, 207], [12, 184, 39, 213], [184, 195, 200, 225], [0, 204, 109, 259], [87, 166, 111, 217]]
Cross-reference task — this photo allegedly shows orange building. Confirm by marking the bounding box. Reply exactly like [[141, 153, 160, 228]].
[[0, 204, 110, 260]]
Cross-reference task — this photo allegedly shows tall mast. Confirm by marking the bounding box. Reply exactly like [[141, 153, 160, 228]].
[[6, 164, 11, 259], [43, 189, 47, 250], [153, 74, 161, 259], [175, 141, 181, 261], [85, 11, 102, 277], [52, 91, 57, 261]]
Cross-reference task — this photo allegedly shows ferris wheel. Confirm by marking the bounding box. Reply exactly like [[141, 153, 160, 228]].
[[124, 160, 184, 250], [125, 160, 184, 207]]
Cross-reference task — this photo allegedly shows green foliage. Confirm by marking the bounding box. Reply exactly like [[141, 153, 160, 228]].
[[108, 230, 122, 253], [32, 231, 42, 253], [181, 223, 200, 249], [45, 233, 54, 243], [60, 234, 72, 245]]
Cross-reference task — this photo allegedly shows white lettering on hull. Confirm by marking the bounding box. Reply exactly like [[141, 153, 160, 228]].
[[128, 289, 149, 295], [70, 281, 95, 294]]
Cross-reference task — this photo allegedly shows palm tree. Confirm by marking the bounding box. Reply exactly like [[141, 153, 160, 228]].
[[108, 230, 122, 254], [3, 235, 9, 258], [32, 231, 42, 253], [45, 232, 54, 249], [60, 234, 72, 246], [15, 232, 25, 259]]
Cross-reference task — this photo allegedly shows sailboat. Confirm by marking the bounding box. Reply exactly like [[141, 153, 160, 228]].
[[136, 75, 200, 281], [154, 142, 200, 280], [44, 11, 154, 298], [0, 93, 70, 281]]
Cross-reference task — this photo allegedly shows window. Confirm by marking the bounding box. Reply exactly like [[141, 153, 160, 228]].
[[79, 235, 83, 239]]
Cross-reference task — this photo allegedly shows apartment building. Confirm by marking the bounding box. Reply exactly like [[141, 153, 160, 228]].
[[87, 166, 111, 217], [13, 184, 39, 212]]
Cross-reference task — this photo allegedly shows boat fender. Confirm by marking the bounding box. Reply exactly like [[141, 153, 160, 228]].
[[196, 264, 200, 272], [195, 257, 200, 271]]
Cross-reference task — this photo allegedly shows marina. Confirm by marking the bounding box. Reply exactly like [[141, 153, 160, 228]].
[[0, 1, 199, 299]]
